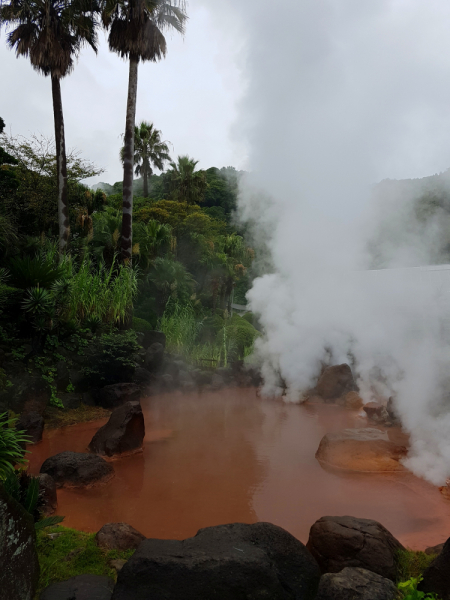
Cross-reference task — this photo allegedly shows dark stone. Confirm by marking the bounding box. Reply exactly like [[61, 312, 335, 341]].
[[0, 371, 50, 414], [315, 364, 358, 400], [211, 373, 225, 389], [142, 330, 166, 350], [97, 383, 141, 409], [82, 391, 97, 406], [37, 473, 57, 515], [387, 397, 400, 423], [424, 543, 445, 556], [315, 567, 398, 600], [40, 574, 114, 600], [191, 369, 212, 385], [40, 451, 115, 488], [144, 343, 164, 372], [161, 373, 174, 389], [60, 392, 82, 409], [419, 537, 450, 599], [111, 521, 320, 600], [96, 522, 146, 550], [16, 411, 44, 444], [0, 484, 40, 600], [69, 368, 90, 393], [306, 516, 404, 581], [89, 401, 145, 457], [133, 367, 155, 387], [56, 360, 70, 392]]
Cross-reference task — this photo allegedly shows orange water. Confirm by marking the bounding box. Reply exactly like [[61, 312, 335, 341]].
[[28, 388, 450, 549]]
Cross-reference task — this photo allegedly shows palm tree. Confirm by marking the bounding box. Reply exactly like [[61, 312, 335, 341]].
[[102, 0, 187, 264], [120, 121, 171, 198], [147, 256, 194, 315], [0, 0, 99, 253], [165, 155, 208, 205]]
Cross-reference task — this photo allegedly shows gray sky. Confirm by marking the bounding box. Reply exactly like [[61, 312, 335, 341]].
[[0, 1, 246, 185]]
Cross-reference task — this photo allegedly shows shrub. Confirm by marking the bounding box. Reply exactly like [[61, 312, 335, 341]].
[[0, 412, 30, 478], [83, 331, 140, 386], [132, 316, 153, 332], [397, 576, 440, 599]]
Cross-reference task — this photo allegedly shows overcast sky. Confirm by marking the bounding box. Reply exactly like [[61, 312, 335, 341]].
[[0, 1, 246, 185]]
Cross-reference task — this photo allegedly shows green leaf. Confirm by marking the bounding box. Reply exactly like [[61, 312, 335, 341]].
[[35, 515, 65, 530]]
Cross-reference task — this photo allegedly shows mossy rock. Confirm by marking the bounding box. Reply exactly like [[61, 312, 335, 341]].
[[132, 317, 153, 333]]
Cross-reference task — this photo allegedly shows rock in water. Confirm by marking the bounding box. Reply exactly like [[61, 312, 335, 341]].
[[96, 522, 146, 550], [315, 364, 358, 400], [40, 451, 115, 488], [40, 574, 114, 600], [112, 522, 320, 600], [97, 383, 141, 409], [315, 567, 398, 600], [0, 484, 40, 600], [16, 411, 44, 444], [37, 473, 57, 515], [142, 331, 166, 350], [424, 543, 445, 556], [89, 402, 145, 457], [419, 537, 450, 599], [316, 428, 407, 472], [307, 516, 404, 581]]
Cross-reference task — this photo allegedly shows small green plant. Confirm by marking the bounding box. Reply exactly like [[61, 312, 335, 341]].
[[66, 381, 75, 393], [0, 412, 30, 477], [398, 576, 440, 599], [83, 330, 139, 386], [49, 385, 64, 409]]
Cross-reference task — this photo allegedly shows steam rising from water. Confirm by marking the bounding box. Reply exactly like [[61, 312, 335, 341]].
[[215, 0, 450, 484]]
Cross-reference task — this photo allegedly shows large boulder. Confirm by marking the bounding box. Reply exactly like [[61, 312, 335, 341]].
[[144, 343, 164, 372], [97, 383, 140, 409], [112, 522, 321, 600], [40, 451, 115, 488], [37, 473, 57, 515], [16, 411, 44, 444], [315, 567, 398, 600], [306, 516, 404, 581], [316, 428, 407, 472], [40, 574, 114, 600], [418, 537, 450, 599], [0, 370, 50, 414], [424, 542, 445, 556], [315, 364, 358, 401], [96, 522, 146, 550], [89, 402, 145, 457], [0, 484, 40, 600], [142, 331, 166, 350]]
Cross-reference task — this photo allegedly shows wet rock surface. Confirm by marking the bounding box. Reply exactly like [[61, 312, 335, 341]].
[[307, 516, 404, 581], [16, 410, 44, 443], [96, 522, 146, 550], [40, 574, 114, 600], [419, 537, 450, 599], [315, 567, 398, 600], [315, 364, 358, 401], [112, 522, 320, 600], [0, 484, 40, 600], [40, 451, 115, 488], [97, 383, 141, 409], [316, 428, 407, 472], [89, 401, 145, 457], [424, 542, 445, 556], [37, 473, 58, 515]]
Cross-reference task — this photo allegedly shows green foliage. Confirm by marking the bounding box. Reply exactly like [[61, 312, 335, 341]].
[[160, 301, 203, 356], [163, 155, 208, 205], [132, 316, 153, 332], [148, 257, 195, 316], [36, 526, 134, 596], [10, 254, 66, 289], [0, 413, 30, 477], [397, 550, 438, 583], [83, 330, 139, 386], [398, 577, 440, 599], [49, 385, 64, 409]]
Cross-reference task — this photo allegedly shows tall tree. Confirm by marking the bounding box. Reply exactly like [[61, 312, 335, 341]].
[[120, 121, 171, 198], [0, 0, 99, 253], [102, 0, 187, 264], [164, 155, 208, 205]]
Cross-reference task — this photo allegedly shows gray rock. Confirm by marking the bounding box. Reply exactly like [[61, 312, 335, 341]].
[[60, 392, 82, 409], [37, 473, 57, 515], [142, 331, 166, 350], [0, 371, 49, 414], [40, 451, 115, 488], [89, 401, 145, 457], [0, 484, 40, 600], [16, 411, 44, 444], [315, 364, 358, 400], [424, 542, 445, 556], [97, 383, 141, 409], [133, 367, 154, 387], [69, 368, 89, 393], [419, 537, 450, 599], [211, 374, 225, 389], [40, 574, 114, 600], [306, 516, 404, 581], [315, 567, 398, 600], [96, 522, 146, 550], [144, 343, 164, 372], [111, 521, 320, 600], [56, 360, 70, 392]]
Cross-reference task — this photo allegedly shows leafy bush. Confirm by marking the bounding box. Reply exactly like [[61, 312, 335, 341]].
[[397, 550, 437, 582], [132, 316, 153, 332], [398, 576, 440, 599], [9, 255, 66, 289], [83, 330, 140, 386], [0, 412, 30, 477]]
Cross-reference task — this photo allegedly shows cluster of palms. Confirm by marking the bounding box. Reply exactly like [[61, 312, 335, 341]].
[[0, 0, 187, 260]]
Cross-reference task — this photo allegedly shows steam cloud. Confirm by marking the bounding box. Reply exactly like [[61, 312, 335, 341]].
[[210, 0, 450, 485]]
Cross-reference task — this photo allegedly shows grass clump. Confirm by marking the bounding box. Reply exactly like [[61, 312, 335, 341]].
[[44, 404, 111, 429], [396, 550, 441, 599], [36, 526, 134, 597]]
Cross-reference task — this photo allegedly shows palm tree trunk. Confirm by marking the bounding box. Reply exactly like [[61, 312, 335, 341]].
[[122, 55, 139, 263], [51, 75, 69, 253], [143, 164, 148, 198]]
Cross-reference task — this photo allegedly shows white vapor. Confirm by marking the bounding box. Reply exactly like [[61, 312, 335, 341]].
[[210, 0, 450, 485]]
